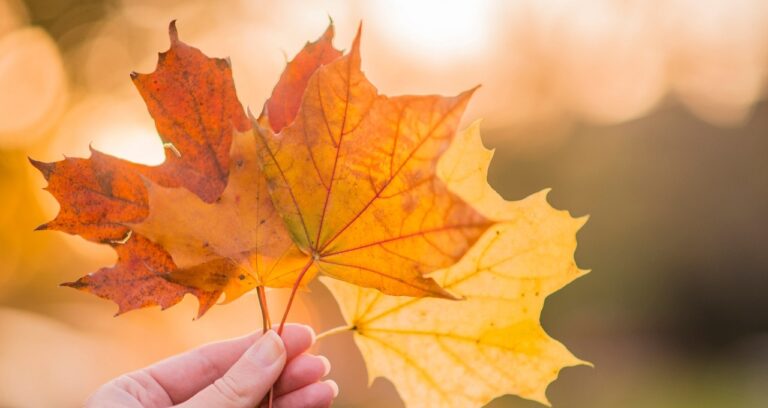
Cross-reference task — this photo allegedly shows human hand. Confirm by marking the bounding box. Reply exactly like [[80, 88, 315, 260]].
[[86, 324, 338, 408]]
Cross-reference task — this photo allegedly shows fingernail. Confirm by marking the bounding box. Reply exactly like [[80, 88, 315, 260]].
[[323, 379, 339, 398], [318, 355, 331, 376], [250, 331, 284, 366], [303, 324, 317, 345]]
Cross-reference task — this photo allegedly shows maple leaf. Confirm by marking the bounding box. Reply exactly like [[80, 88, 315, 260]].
[[29, 150, 220, 316], [321, 121, 589, 407], [256, 26, 492, 298], [130, 21, 251, 202], [30, 22, 250, 316]]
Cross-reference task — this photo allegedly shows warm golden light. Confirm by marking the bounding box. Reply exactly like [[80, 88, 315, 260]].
[[3, 1, 768, 406], [0, 27, 67, 147], [666, 0, 768, 125], [366, 0, 495, 62], [46, 95, 164, 165], [91, 125, 166, 166]]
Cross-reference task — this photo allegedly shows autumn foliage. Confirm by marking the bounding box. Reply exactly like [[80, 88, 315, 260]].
[[31, 21, 587, 407]]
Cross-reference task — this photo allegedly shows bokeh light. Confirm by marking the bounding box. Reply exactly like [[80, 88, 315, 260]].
[[366, 0, 496, 62], [665, 0, 768, 125], [2, 0, 767, 407], [0, 26, 66, 147]]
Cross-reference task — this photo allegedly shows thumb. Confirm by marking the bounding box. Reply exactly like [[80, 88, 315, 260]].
[[179, 330, 286, 408]]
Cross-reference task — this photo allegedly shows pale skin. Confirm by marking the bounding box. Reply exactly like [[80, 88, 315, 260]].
[[87, 324, 338, 408]]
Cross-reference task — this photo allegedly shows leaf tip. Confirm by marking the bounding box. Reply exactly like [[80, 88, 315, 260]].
[[430, 282, 461, 300], [456, 84, 481, 103], [87, 142, 99, 156], [451, 85, 479, 112], [168, 20, 179, 44], [34, 223, 49, 231], [28, 158, 54, 180], [579, 358, 595, 369], [350, 21, 363, 55], [61, 279, 87, 289], [195, 292, 219, 319], [576, 214, 590, 229]]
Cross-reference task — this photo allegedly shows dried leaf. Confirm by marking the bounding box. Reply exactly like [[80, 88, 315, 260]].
[[131, 21, 251, 202], [31, 22, 250, 315]]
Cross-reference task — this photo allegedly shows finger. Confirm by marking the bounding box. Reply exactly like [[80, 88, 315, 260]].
[[178, 330, 285, 408], [145, 324, 314, 404], [274, 354, 330, 396], [272, 380, 338, 408]]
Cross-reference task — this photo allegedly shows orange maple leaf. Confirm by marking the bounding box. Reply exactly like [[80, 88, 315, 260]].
[[130, 21, 251, 202], [30, 22, 250, 316], [255, 26, 492, 298]]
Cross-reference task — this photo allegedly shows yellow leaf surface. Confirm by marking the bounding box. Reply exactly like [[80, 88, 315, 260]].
[[256, 28, 490, 298], [130, 130, 309, 302], [321, 121, 589, 407]]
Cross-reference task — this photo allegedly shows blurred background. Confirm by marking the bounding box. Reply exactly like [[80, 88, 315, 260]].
[[1, 0, 767, 406]]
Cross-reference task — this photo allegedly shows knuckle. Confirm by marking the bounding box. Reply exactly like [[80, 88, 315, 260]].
[[212, 374, 250, 405]]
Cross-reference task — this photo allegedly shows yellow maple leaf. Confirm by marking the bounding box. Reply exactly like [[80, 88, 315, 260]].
[[321, 121, 590, 407]]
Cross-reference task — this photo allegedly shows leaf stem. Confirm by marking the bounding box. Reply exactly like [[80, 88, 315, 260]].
[[256, 286, 274, 408], [256, 286, 272, 333], [268, 257, 314, 408], [316, 324, 355, 340], [277, 257, 315, 335]]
